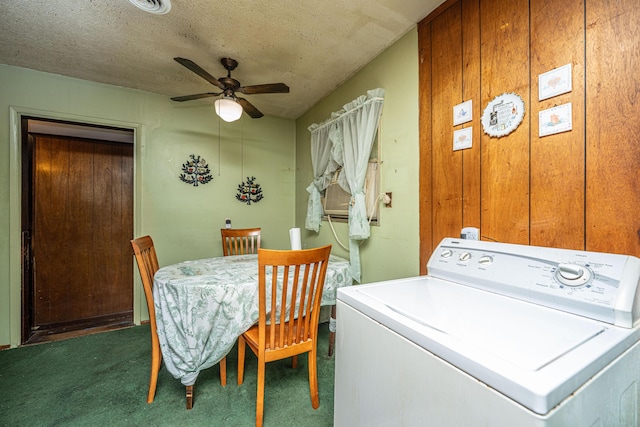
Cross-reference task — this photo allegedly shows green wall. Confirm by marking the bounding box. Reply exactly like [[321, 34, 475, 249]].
[[0, 64, 296, 347], [0, 27, 420, 347], [295, 29, 420, 284]]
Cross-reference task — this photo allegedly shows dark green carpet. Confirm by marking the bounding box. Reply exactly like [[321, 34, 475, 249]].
[[0, 324, 335, 426]]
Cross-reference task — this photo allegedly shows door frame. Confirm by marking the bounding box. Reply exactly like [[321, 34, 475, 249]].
[[8, 106, 143, 348]]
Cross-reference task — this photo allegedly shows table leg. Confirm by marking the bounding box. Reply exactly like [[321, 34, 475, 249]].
[[328, 304, 337, 356], [186, 385, 194, 409]]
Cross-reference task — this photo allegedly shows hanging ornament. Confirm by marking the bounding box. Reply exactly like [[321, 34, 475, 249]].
[[179, 154, 213, 186], [236, 176, 264, 205]]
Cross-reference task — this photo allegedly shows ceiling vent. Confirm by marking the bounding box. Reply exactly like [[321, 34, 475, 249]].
[[127, 0, 171, 15]]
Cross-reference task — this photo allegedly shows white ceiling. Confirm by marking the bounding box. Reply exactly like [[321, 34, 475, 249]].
[[0, 0, 444, 119]]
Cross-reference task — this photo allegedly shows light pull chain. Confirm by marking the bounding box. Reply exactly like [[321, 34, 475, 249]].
[[217, 113, 221, 176], [241, 115, 245, 179]]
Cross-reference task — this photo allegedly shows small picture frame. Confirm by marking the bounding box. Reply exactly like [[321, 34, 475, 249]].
[[539, 103, 572, 137], [453, 100, 473, 126], [538, 64, 572, 101], [453, 127, 473, 151]]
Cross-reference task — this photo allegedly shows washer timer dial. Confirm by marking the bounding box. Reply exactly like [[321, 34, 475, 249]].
[[554, 263, 592, 287]]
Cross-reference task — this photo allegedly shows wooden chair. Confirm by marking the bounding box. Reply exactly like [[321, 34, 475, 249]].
[[131, 235, 227, 410], [221, 227, 261, 256], [237, 244, 332, 427], [130, 236, 163, 405]]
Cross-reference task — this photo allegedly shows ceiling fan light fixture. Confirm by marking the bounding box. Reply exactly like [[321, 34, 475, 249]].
[[215, 97, 243, 122]]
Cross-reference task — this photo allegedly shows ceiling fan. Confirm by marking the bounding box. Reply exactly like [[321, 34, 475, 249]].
[[171, 57, 289, 121]]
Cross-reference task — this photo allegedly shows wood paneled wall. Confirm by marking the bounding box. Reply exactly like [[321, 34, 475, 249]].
[[419, 0, 640, 273]]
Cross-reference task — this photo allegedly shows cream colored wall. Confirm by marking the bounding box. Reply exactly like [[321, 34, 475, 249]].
[[295, 29, 420, 284], [0, 64, 296, 347]]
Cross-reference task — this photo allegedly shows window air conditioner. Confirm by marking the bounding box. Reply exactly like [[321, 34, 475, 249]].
[[323, 161, 379, 220]]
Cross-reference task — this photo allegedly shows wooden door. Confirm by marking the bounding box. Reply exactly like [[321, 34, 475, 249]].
[[25, 131, 134, 342]]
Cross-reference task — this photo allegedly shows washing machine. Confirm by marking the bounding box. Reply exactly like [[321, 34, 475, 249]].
[[334, 238, 640, 426]]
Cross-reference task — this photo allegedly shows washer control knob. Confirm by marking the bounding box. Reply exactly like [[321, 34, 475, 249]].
[[555, 263, 592, 287], [459, 252, 471, 262], [478, 255, 493, 265], [441, 249, 453, 258], [558, 263, 583, 280]]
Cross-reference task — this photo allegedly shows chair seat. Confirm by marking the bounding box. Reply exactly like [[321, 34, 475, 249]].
[[242, 323, 315, 362]]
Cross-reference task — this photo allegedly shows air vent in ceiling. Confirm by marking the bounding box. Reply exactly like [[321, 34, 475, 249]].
[[127, 0, 171, 15]]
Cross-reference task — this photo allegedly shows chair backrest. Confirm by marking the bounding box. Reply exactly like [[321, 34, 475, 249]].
[[131, 236, 160, 333], [221, 228, 261, 256], [257, 245, 332, 350]]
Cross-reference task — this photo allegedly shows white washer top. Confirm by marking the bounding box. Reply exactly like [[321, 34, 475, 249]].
[[362, 278, 605, 371], [337, 238, 640, 414]]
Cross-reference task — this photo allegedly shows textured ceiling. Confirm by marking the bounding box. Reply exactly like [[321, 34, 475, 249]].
[[0, 0, 443, 119]]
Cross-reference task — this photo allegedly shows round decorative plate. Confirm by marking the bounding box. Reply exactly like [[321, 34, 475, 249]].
[[481, 93, 525, 138]]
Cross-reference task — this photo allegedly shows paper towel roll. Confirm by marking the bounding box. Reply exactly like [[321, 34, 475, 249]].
[[289, 227, 301, 250]]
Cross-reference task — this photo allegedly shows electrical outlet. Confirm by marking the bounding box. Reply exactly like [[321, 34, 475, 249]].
[[461, 227, 479, 240], [384, 192, 392, 208]]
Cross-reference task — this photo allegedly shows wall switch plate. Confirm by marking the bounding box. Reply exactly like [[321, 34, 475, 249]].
[[225, 218, 231, 229]]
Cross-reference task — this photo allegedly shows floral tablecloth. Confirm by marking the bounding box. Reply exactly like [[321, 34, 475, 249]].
[[153, 254, 352, 386]]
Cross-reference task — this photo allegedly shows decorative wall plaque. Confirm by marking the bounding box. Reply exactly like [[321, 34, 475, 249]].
[[236, 176, 263, 205], [179, 154, 213, 186], [481, 93, 525, 138]]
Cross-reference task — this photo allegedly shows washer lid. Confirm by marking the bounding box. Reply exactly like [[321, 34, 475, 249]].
[[360, 277, 604, 371], [338, 276, 640, 414]]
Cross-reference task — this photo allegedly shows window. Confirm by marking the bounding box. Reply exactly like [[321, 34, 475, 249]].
[[322, 160, 379, 222]]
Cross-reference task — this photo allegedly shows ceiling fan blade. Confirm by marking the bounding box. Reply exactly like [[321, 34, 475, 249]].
[[174, 57, 225, 90], [237, 83, 290, 95], [236, 97, 264, 118], [170, 92, 221, 102]]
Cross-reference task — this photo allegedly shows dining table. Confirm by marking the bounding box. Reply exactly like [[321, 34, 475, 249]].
[[152, 252, 352, 405]]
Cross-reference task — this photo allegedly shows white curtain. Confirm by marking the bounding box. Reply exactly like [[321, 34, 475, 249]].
[[305, 120, 339, 232], [340, 88, 385, 282], [306, 88, 385, 282]]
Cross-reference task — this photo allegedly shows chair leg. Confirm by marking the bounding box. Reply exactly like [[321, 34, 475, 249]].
[[308, 349, 320, 409], [237, 336, 246, 385], [186, 385, 194, 410], [219, 356, 227, 386], [147, 349, 162, 403], [256, 354, 266, 427], [292, 355, 298, 369]]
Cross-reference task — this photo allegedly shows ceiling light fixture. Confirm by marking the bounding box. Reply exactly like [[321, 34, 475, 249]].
[[214, 97, 243, 122], [127, 0, 172, 15]]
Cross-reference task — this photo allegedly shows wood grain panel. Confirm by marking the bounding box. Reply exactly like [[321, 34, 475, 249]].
[[420, 0, 639, 261], [586, 0, 640, 256], [418, 18, 434, 274], [33, 135, 133, 326], [530, 0, 585, 249], [479, 0, 530, 244], [431, 3, 464, 246], [461, 0, 481, 234]]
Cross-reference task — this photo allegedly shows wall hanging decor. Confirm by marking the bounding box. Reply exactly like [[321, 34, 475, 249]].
[[236, 176, 263, 205], [481, 93, 525, 138], [179, 154, 213, 186]]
